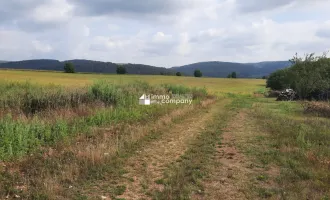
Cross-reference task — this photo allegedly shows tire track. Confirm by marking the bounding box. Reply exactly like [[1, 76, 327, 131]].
[[116, 100, 222, 200]]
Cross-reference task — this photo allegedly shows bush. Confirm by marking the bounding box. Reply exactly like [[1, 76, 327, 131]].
[[194, 69, 202, 77], [176, 72, 182, 76], [266, 53, 330, 100], [64, 62, 75, 73], [266, 68, 291, 90]]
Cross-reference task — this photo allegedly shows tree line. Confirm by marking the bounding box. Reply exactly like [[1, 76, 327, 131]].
[[64, 62, 240, 79], [266, 53, 330, 100]]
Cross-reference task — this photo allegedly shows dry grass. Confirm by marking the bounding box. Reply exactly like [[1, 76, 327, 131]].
[[0, 69, 265, 95], [302, 101, 330, 118]]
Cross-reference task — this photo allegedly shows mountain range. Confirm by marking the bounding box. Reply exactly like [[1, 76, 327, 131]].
[[173, 61, 291, 78], [0, 59, 292, 78]]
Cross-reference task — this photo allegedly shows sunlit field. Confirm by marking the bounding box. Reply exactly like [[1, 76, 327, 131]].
[[0, 69, 265, 94]]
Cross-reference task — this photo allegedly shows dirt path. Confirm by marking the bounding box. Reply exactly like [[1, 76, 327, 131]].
[[195, 110, 280, 200], [115, 100, 223, 200]]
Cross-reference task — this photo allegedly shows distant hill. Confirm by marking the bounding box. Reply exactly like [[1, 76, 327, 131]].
[[0, 59, 291, 78], [0, 61, 8, 63], [0, 59, 175, 75], [171, 61, 291, 78]]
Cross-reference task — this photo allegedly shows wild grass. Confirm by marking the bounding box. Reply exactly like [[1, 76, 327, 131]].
[[302, 101, 330, 118], [0, 97, 210, 199], [0, 80, 209, 161], [252, 99, 330, 199]]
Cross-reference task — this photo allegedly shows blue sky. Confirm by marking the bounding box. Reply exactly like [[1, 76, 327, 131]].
[[0, 0, 329, 67]]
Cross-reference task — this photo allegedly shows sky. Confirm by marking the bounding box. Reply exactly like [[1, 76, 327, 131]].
[[0, 0, 330, 67]]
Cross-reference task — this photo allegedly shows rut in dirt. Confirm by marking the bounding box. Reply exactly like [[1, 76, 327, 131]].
[[114, 100, 223, 200], [194, 110, 280, 200]]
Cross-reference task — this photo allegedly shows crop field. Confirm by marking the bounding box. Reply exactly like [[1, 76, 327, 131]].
[[0, 69, 265, 94], [0, 70, 329, 200]]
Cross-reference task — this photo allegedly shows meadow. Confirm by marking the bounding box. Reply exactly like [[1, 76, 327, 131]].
[[0, 69, 328, 200], [0, 69, 265, 94]]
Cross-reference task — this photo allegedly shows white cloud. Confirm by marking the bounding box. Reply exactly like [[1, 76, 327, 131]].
[[176, 33, 191, 56], [152, 32, 173, 44], [83, 25, 90, 37], [31, 0, 73, 24], [32, 40, 53, 53], [108, 24, 120, 31]]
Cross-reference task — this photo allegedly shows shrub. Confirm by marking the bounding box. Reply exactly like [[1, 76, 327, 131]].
[[267, 53, 330, 100], [176, 72, 182, 76], [266, 68, 291, 90]]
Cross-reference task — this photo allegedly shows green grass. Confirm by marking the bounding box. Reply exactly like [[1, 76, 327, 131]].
[[0, 98, 209, 199], [0, 80, 208, 160]]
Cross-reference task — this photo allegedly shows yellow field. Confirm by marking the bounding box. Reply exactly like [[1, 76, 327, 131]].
[[0, 69, 265, 94]]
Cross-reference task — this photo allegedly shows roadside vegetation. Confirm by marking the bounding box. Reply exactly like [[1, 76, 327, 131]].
[[251, 98, 330, 199], [0, 80, 208, 160], [0, 79, 213, 199], [267, 53, 330, 100]]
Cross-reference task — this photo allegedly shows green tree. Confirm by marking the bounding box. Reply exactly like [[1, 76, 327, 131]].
[[231, 72, 237, 78], [227, 74, 232, 78], [116, 66, 127, 74], [194, 69, 202, 77], [176, 72, 182, 76], [64, 62, 75, 73], [266, 68, 291, 90], [267, 52, 330, 100]]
